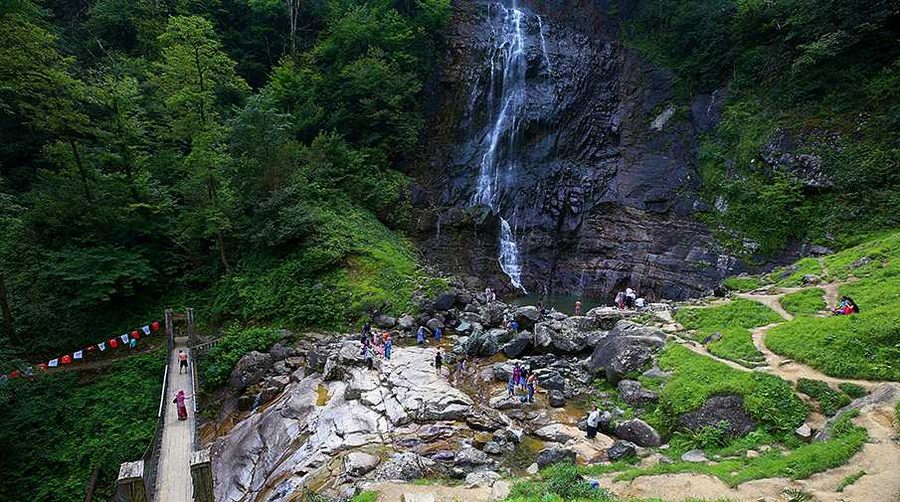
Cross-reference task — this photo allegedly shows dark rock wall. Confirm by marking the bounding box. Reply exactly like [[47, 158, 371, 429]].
[[410, 0, 738, 300]]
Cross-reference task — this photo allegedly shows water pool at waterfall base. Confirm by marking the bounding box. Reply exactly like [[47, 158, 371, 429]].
[[508, 294, 607, 316]]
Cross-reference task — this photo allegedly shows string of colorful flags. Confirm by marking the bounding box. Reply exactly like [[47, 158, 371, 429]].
[[1, 320, 162, 382]]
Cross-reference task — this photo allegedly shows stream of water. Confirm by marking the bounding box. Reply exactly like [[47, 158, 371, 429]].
[[471, 2, 550, 293]]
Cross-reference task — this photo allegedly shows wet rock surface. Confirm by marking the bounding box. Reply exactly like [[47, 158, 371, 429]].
[[678, 394, 756, 438]]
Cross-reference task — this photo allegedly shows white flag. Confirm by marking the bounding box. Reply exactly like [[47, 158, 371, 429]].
[[73, 350, 83, 360], [142, 325, 151, 335], [120, 334, 130, 344], [98, 342, 106, 351], [48, 359, 59, 368]]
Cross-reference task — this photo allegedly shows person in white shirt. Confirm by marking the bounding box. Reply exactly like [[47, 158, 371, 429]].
[[586, 404, 601, 439]]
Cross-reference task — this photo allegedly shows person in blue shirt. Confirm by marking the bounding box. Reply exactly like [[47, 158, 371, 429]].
[[417, 326, 426, 344], [434, 326, 442, 342]]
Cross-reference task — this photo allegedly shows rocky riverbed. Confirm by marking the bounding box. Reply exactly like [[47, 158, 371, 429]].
[[207, 288, 705, 501]]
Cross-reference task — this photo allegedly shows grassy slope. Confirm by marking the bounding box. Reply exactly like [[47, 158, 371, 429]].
[[674, 298, 781, 366], [779, 288, 825, 317], [765, 233, 900, 381], [0, 350, 165, 501]]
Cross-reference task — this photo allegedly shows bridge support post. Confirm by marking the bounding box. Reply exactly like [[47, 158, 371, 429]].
[[190, 448, 214, 502], [186, 307, 197, 347], [117, 461, 149, 502]]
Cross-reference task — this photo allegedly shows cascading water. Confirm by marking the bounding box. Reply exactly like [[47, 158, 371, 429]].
[[471, 1, 548, 293]]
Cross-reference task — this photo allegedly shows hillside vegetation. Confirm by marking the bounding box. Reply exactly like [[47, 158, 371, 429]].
[[624, 0, 900, 257]]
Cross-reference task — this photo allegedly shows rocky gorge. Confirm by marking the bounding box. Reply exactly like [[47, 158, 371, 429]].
[[410, 0, 739, 300]]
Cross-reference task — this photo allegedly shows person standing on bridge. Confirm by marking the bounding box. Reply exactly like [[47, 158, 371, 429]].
[[178, 350, 189, 374], [173, 390, 191, 421]]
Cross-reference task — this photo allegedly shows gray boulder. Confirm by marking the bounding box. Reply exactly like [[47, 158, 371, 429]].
[[269, 343, 294, 361], [617, 380, 659, 407], [538, 372, 566, 392], [230, 351, 274, 391], [465, 470, 501, 488], [398, 314, 416, 330], [502, 332, 532, 358], [614, 418, 662, 447], [455, 447, 490, 467], [514, 306, 541, 330], [432, 292, 457, 312], [680, 449, 707, 463], [533, 317, 600, 353], [678, 394, 756, 438], [548, 390, 566, 408], [607, 440, 637, 461], [479, 302, 506, 328], [343, 451, 381, 477], [374, 314, 397, 329], [536, 445, 576, 468], [590, 321, 667, 383], [585, 307, 641, 330], [373, 453, 439, 481], [426, 318, 445, 332], [455, 330, 500, 357]]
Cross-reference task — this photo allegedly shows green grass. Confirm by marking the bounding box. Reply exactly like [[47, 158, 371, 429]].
[[837, 382, 868, 399], [653, 345, 808, 434], [676, 298, 783, 336], [836, 470, 866, 492], [796, 378, 851, 416], [706, 327, 765, 367], [200, 325, 284, 391], [0, 350, 166, 501], [723, 276, 762, 292], [767, 258, 826, 287], [765, 233, 900, 381], [674, 298, 780, 366], [779, 288, 825, 317], [613, 410, 867, 488], [351, 491, 379, 502]]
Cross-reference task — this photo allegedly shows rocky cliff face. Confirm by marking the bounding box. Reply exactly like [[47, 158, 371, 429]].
[[410, 0, 737, 300]]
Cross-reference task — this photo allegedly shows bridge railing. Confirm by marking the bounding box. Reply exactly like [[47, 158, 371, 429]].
[[141, 360, 170, 499]]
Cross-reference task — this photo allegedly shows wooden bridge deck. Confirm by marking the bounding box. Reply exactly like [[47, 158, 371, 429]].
[[155, 337, 195, 501]]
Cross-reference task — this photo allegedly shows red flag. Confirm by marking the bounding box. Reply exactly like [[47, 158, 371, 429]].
[[151, 321, 161, 332], [37, 363, 48, 371], [61, 354, 72, 365], [131, 330, 140, 340], [109, 338, 118, 349], [9, 370, 20, 379]]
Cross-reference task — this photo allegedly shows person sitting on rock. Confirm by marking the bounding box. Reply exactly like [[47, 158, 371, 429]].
[[635, 297, 646, 310], [416, 326, 427, 345], [586, 404, 601, 439]]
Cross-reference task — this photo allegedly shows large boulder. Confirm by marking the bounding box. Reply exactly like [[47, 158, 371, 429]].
[[502, 332, 532, 358], [373, 453, 440, 481], [343, 451, 381, 477], [585, 307, 641, 329], [536, 445, 577, 468], [606, 440, 637, 461], [432, 292, 457, 312], [678, 394, 756, 438], [374, 314, 397, 329], [455, 447, 490, 468], [538, 372, 566, 392], [426, 318, 444, 332], [479, 302, 507, 328], [398, 314, 416, 330], [230, 351, 274, 391], [590, 321, 667, 383], [514, 306, 541, 330], [614, 419, 662, 447], [269, 343, 294, 362], [454, 330, 500, 357], [533, 316, 601, 353], [533, 423, 580, 443], [617, 380, 659, 407]]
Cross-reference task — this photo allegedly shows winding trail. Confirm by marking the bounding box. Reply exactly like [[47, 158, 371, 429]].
[[611, 284, 900, 501]]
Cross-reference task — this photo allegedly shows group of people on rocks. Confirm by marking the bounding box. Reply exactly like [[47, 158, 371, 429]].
[[615, 288, 645, 310], [506, 362, 538, 403], [832, 296, 860, 316]]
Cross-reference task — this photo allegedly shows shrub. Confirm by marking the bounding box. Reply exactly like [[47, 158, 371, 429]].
[[837, 382, 868, 399], [510, 463, 614, 501], [836, 470, 866, 492], [201, 325, 284, 390], [796, 378, 851, 416]]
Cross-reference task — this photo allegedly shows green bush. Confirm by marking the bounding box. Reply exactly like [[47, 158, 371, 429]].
[[796, 378, 851, 416], [201, 325, 284, 390], [509, 463, 613, 501], [780, 289, 825, 317], [838, 382, 868, 399], [0, 351, 166, 501], [836, 470, 866, 492]]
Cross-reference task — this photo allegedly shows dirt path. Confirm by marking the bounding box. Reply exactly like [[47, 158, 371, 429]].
[[736, 292, 795, 321]]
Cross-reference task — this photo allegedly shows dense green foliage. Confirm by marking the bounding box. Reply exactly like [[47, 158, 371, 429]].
[[508, 463, 615, 501], [625, 0, 900, 256], [837, 382, 867, 400], [0, 350, 165, 501], [200, 325, 284, 390], [796, 378, 850, 416], [722, 276, 761, 292], [779, 288, 825, 317], [0, 0, 451, 359], [765, 233, 900, 380], [705, 327, 765, 368]]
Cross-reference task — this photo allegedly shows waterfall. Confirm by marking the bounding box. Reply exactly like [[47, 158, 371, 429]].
[[471, 1, 546, 293], [537, 15, 552, 74], [498, 217, 526, 292]]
